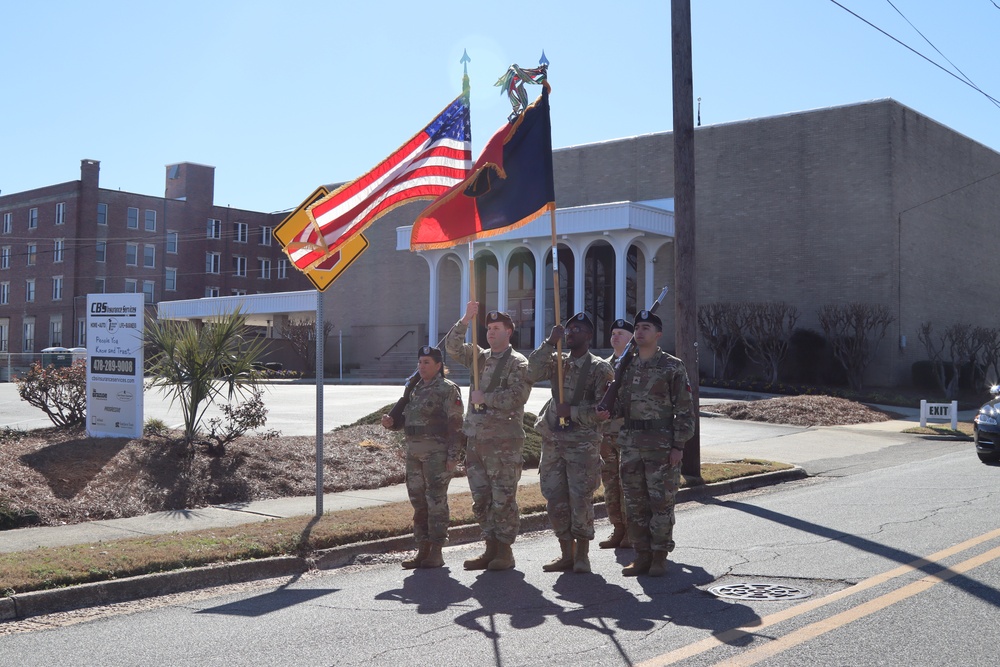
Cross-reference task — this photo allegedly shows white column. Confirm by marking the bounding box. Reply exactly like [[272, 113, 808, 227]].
[[494, 247, 509, 316], [419, 252, 440, 345], [615, 242, 628, 320], [460, 249, 471, 341], [645, 253, 655, 309], [573, 242, 586, 317], [533, 244, 547, 347]]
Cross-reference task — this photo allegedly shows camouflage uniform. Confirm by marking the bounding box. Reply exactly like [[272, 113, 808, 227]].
[[445, 321, 532, 545], [614, 348, 695, 553], [391, 376, 464, 546], [600, 353, 628, 531], [528, 342, 614, 540]]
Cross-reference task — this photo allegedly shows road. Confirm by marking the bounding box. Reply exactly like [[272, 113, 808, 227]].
[[1, 432, 995, 665]]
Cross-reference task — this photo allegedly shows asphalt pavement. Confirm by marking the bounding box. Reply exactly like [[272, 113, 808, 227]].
[[0, 381, 979, 621]]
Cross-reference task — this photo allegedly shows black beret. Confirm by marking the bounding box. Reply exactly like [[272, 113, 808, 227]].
[[633, 310, 662, 331], [486, 310, 514, 328], [610, 318, 634, 334], [418, 345, 443, 363], [566, 311, 595, 331]]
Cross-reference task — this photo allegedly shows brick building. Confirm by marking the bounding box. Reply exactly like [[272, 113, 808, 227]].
[[0, 160, 310, 355]]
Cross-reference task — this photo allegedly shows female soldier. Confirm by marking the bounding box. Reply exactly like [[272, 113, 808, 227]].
[[381, 345, 465, 568]]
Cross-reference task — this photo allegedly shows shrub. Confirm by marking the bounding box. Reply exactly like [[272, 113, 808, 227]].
[[202, 389, 279, 456], [13, 360, 88, 428]]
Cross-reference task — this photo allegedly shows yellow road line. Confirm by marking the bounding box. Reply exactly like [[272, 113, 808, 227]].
[[638, 526, 1000, 667], [713, 543, 1000, 666]]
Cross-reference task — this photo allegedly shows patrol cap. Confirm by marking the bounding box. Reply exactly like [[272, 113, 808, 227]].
[[566, 311, 595, 331], [610, 318, 634, 334], [418, 345, 443, 363], [633, 310, 662, 331], [486, 310, 515, 329]]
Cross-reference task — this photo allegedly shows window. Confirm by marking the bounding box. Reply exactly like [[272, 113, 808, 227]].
[[52, 276, 63, 301], [96, 240, 107, 263], [278, 258, 288, 279], [95, 277, 106, 294], [26, 243, 37, 266], [143, 244, 155, 268], [258, 258, 271, 279], [25, 278, 35, 303], [0, 282, 8, 305], [206, 252, 221, 274], [233, 255, 247, 277], [207, 218, 221, 239], [125, 279, 137, 293], [55, 202, 65, 225], [22, 318, 34, 352], [97, 203, 108, 225], [54, 239, 64, 263], [165, 267, 177, 291], [77, 318, 86, 346], [0, 319, 8, 352], [231, 288, 247, 296], [166, 230, 178, 253], [2, 212, 10, 234], [1, 246, 9, 269], [144, 209, 156, 232], [126, 243, 138, 266], [205, 286, 220, 298], [234, 222, 248, 243], [260, 226, 272, 246], [49, 316, 62, 347], [127, 207, 139, 229], [28, 208, 38, 229], [142, 281, 155, 304]]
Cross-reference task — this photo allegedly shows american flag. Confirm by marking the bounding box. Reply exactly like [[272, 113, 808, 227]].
[[289, 94, 471, 270]]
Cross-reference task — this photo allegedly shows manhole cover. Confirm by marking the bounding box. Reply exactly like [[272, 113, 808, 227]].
[[708, 583, 812, 601]]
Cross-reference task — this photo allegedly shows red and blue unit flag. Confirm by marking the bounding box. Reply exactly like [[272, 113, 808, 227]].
[[410, 84, 555, 251], [287, 94, 471, 270]]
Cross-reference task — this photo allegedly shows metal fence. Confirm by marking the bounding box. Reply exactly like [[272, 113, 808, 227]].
[[0, 350, 87, 383]]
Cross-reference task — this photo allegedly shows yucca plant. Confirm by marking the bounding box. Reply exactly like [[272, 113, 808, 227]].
[[143, 309, 270, 445]]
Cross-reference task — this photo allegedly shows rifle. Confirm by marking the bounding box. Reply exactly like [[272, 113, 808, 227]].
[[596, 285, 670, 414]]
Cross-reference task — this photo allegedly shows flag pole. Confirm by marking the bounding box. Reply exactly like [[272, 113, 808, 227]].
[[549, 207, 568, 427], [468, 241, 485, 412]]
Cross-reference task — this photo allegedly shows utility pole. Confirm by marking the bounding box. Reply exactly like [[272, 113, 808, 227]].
[[672, 0, 701, 479]]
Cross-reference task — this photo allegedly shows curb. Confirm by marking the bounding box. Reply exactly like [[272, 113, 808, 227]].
[[1, 466, 806, 622]]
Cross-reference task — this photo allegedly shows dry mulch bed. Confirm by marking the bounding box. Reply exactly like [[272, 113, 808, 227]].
[[708, 394, 895, 427], [0, 424, 406, 528]]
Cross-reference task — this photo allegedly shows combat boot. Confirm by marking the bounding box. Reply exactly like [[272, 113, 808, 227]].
[[620, 531, 632, 549], [598, 525, 627, 549], [487, 541, 516, 571], [463, 538, 498, 570], [573, 539, 591, 574], [402, 542, 430, 569], [647, 550, 668, 577], [542, 539, 575, 572], [622, 551, 652, 577], [420, 543, 445, 568]]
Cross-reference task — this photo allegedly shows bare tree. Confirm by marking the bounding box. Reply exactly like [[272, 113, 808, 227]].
[[817, 303, 894, 392], [741, 302, 798, 383], [918, 322, 983, 400], [698, 302, 744, 379], [978, 327, 1000, 388], [278, 318, 334, 374]]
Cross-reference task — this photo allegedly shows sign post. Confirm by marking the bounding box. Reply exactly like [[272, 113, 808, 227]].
[[86, 293, 144, 439]]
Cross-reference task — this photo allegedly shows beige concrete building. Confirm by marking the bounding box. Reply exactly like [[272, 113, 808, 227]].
[[316, 98, 1000, 388]]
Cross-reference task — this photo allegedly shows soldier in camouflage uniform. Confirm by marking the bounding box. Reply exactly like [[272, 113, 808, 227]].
[[528, 312, 614, 574], [445, 302, 533, 571], [381, 345, 465, 569], [597, 310, 695, 577], [599, 318, 634, 550]]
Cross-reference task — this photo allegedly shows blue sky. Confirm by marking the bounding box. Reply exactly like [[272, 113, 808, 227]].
[[3, 0, 1000, 213]]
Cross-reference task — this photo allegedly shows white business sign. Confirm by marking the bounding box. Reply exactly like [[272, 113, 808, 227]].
[[86, 293, 144, 438]]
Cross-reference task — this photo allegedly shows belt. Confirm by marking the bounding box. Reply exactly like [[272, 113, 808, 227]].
[[404, 425, 447, 437], [622, 418, 670, 431]]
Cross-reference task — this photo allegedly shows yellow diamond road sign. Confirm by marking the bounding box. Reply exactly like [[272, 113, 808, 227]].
[[273, 186, 368, 292]]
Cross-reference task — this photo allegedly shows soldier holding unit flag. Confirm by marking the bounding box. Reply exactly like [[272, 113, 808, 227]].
[[446, 302, 532, 571]]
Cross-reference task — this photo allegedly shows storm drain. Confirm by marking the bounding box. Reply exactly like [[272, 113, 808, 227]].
[[708, 582, 812, 601]]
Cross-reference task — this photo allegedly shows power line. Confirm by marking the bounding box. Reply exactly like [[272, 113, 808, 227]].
[[884, 0, 1000, 110], [828, 0, 1000, 107]]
